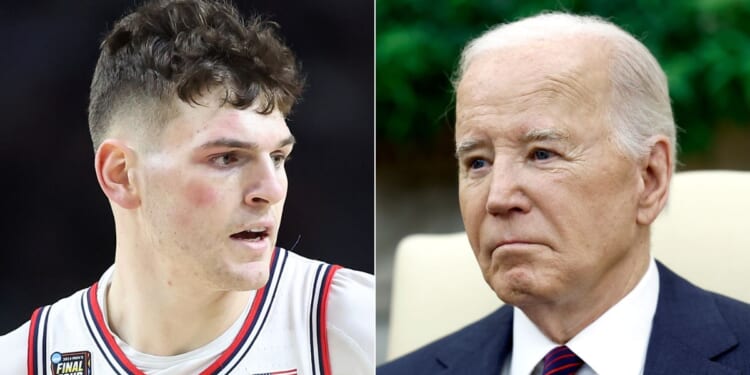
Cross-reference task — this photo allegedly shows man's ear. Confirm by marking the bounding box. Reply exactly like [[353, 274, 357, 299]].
[[636, 136, 672, 225], [95, 139, 140, 209]]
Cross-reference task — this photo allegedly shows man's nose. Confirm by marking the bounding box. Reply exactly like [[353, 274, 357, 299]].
[[485, 160, 531, 216], [243, 157, 286, 207]]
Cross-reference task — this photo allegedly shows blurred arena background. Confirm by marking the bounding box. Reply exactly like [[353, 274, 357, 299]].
[[376, 0, 750, 364], [0, 0, 373, 335]]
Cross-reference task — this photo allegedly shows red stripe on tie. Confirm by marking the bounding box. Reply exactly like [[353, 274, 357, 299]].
[[545, 363, 583, 375], [545, 353, 576, 366], [546, 346, 567, 357], [542, 346, 584, 375]]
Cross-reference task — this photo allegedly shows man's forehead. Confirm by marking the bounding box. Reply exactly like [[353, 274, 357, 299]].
[[455, 126, 570, 155], [462, 34, 610, 73], [156, 101, 291, 149], [456, 38, 610, 134], [195, 112, 290, 142], [460, 41, 609, 96]]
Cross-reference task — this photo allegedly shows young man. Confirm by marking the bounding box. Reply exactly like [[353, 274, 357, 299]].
[[0, 0, 373, 374]]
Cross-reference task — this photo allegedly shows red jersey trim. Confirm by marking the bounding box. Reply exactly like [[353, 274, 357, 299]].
[[86, 248, 280, 374], [318, 264, 342, 375], [88, 281, 143, 374], [27, 307, 42, 375], [199, 247, 282, 374]]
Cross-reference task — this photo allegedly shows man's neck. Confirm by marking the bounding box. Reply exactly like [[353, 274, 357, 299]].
[[106, 246, 251, 356], [520, 250, 651, 344]]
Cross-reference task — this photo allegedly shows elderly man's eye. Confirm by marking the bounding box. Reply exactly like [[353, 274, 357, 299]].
[[470, 159, 487, 170], [531, 149, 556, 161]]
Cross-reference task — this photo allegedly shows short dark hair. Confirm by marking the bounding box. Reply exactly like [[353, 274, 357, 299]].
[[88, 0, 304, 150]]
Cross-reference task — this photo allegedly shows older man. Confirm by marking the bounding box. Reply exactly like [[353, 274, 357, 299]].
[[379, 12, 750, 375]]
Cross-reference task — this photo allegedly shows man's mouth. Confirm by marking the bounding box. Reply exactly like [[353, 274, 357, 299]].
[[230, 227, 269, 242]]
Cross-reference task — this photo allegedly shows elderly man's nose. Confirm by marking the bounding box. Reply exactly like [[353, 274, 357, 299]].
[[485, 165, 530, 216]]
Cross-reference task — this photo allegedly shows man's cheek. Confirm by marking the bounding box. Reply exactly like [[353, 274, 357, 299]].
[[184, 179, 218, 208]]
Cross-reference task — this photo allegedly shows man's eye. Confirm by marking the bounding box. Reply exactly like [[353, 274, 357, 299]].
[[211, 153, 240, 167], [272, 153, 290, 167], [470, 159, 487, 170], [531, 149, 556, 161]]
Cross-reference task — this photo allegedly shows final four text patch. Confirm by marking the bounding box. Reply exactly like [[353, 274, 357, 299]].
[[50, 351, 91, 375]]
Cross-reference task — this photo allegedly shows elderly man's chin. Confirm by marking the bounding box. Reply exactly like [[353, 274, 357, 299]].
[[484, 264, 555, 306]]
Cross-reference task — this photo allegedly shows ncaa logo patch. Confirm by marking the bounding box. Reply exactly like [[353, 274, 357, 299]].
[[50, 351, 91, 375]]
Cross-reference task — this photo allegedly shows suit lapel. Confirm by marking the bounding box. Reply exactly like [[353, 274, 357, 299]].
[[433, 305, 514, 375], [422, 262, 741, 374], [644, 262, 740, 375]]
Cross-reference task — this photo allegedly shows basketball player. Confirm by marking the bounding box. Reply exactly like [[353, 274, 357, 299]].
[[0, 0, 373, 374]]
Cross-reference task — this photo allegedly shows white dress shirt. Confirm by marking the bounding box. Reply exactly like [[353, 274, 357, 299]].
[[501, 258, 660, 375]]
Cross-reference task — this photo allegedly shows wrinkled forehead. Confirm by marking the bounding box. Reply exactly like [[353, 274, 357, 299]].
[[455, 37, 612, 132]]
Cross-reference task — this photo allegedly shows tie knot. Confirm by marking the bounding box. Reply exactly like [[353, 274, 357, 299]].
[[542, 346, 584, 375]]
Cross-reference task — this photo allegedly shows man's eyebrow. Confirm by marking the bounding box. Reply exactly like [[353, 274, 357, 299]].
[[278, 135, 296, 148], [521, 128, 570, 143], [455, 139, 487, 159], [199, 135, 296, 150]]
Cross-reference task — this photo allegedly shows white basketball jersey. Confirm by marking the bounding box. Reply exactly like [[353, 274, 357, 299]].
[[27, 248, 340, 375]]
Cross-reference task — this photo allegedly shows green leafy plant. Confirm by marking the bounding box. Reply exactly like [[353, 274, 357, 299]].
[[377, 0, 750, 155]]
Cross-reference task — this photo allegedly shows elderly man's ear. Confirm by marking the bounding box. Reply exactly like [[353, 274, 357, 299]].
[[95, 139, 141, 209], [636, 137, 672, 225]]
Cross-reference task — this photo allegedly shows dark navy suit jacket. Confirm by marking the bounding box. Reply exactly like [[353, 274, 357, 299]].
[[378, 262, 750, 374]]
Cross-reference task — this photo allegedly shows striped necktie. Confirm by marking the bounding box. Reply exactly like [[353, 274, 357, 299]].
[[542, 346, 584, 375]]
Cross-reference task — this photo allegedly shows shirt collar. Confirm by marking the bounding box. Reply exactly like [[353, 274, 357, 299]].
[[509, 258, 659, 375]]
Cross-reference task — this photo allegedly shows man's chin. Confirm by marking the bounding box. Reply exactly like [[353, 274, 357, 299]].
[[487, 269, 540, 305], [230, 278, 269, 292], [218, 263, 271, 291]]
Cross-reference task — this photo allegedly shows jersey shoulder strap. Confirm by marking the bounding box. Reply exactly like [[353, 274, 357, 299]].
[[27, 304, 52, 375], [308, 260, 342, 375]]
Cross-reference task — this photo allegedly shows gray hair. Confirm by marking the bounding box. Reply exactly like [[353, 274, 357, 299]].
[[455, 12, 677, 169]]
